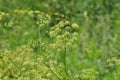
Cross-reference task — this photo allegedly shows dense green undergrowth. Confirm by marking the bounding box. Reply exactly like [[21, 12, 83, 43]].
[[0, 0, 120, 80], [0, 9, 120, 80]]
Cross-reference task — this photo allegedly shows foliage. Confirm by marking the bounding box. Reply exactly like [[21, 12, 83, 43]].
[[0, 0, 120, 80]]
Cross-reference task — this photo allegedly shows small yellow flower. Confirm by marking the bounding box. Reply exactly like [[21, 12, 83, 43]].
[[71, 23, 79, 29]]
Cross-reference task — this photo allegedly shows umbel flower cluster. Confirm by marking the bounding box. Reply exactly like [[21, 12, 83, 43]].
[[79, 69, 98, 80], [106, 57, 120, 71], [49, 20, 79, 52], [0, 10, 99, 80], [0, 45, 48, 80]]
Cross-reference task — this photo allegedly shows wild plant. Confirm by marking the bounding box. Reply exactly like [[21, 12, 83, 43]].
[[0, 10, 99, 80]]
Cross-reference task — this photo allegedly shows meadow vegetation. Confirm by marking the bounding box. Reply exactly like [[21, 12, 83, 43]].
[[0, 0, 120, 80]]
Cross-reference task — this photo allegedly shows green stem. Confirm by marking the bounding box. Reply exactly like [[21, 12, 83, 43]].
[[64, 37, 68, 78]]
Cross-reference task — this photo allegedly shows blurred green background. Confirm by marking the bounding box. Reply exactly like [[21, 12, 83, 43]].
[[1, 0, 120, 57]]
